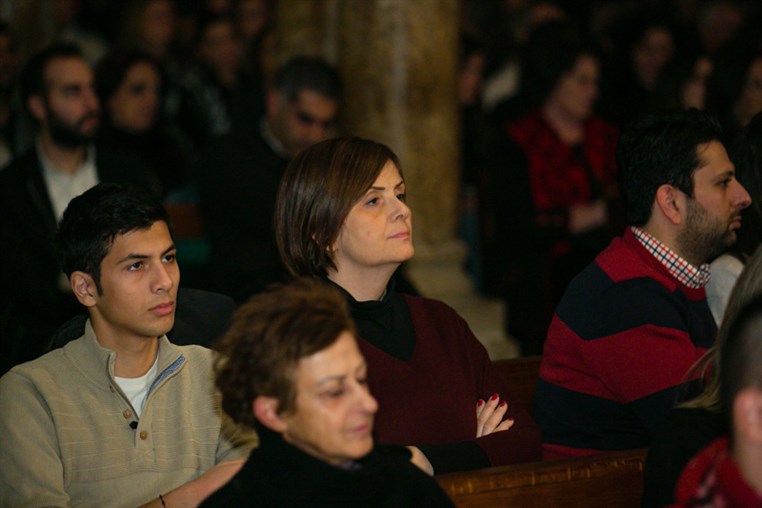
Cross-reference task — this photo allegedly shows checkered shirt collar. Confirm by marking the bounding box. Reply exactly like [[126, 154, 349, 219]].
[[631, 226, 711, 289]]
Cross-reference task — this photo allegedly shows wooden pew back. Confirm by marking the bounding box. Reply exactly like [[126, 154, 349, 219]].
[[437, 448, 647, 508]]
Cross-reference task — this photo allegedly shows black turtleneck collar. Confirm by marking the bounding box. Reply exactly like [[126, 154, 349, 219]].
[[325, 277, 416, 361], [202, 426, 455, 507]]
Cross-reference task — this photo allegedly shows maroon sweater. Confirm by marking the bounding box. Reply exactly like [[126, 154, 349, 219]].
[[356, 295, 541, 471]]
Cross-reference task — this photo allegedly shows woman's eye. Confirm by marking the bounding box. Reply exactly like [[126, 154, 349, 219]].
[[325, 389, 344, 399], [396, 193, 406, 202], [365, 197, 378, 206], [128, 262, 143, 271], [163, 254, 176, 263]]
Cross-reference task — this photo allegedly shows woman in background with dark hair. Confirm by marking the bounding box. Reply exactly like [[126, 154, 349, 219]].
[[705, 44, 762, 144], [95, 48, 192, 198], [487, 20, 619, 355], [275, 137, 541, 475], [652, 51, 713, 111], [598, 9, 676, 129]]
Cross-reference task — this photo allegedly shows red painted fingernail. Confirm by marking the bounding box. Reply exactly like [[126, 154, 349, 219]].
[[499, 401, 507, 407], [508, 418, 514, 423], [477, 399, 484, 407], [490, 393, 499, 401]]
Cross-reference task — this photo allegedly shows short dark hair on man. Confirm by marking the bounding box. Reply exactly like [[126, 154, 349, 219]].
[[274, 56, 341, 104], [214, 278, 355, 429], [617, 109, 724, 226], [720, 293, 762, 436], [19, 42, 84, 117], [56, 183, 172, 293]]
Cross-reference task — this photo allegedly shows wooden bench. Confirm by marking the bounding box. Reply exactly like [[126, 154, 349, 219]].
[[493, 355, 542, 417], [436, 448, 648, 508]]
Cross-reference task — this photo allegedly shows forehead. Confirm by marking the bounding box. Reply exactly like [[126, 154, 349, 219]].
[[372, 160, 403, 184], [295, 332, 361, 385], [693, 140, 732, 180], [44, 57, 92, 88], [105, 221, 172, 259], [124, 61, 160, 82], [641, 27, 673, 47], [570, 54, 598, 75], [202, 19, 236, 41], [293, 90, 338, 118]]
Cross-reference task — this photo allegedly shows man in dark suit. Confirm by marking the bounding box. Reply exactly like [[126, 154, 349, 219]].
[[0, 43, 157, 374], [198, 56, 341, 302]]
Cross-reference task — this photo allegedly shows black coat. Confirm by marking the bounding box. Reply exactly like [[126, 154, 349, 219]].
[[0, 145, 158, 375], [201, 427, 455, 507], [198, 127, 289, 302]]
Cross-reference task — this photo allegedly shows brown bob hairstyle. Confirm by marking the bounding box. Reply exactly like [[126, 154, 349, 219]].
[[275, 136, 402, 278], [214, 278, 355, 428]]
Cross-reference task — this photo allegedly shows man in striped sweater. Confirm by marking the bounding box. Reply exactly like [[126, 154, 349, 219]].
[[535, 110, 752, 459]]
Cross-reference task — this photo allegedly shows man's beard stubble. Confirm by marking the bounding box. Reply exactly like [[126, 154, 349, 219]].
[[46, 108, 99, 148], [677, 198, 736, 265]]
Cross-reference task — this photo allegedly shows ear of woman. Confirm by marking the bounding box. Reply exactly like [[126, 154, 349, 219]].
[[253, 397, 287, 433]]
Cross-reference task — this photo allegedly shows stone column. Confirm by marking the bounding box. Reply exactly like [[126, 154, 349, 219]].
[[338, 0, 460, 249], [273, 0, 341, 65]]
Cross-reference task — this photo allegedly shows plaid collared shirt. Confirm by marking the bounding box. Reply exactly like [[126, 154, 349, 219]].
[[631, 226, 711, 289]]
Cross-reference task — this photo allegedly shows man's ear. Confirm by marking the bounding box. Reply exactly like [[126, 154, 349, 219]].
[[27, 95, 46, 123], [733, 388, 762, 445], [654, 184, 684, 226], [253, 396, 288, 433], [69, 271, 98, 308]]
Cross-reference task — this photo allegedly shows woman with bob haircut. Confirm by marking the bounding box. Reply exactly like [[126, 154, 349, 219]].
[[274, 137, 541, 475], [203, 279, 454, 506]]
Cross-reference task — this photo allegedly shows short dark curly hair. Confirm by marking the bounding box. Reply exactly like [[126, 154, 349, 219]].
[[56, 183, 172, 294], [213, 278, 355, 428], [617, 108, 723, 226]]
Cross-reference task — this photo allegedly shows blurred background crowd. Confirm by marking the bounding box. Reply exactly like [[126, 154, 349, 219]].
[[2, 0, 762, 361]]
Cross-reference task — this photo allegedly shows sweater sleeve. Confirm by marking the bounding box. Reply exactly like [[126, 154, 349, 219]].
[[215, 412, 259, 462], [364, 296, 542, 473], [470, 340, 542, 466], [0, 371, 71, 507], [422, 307, 541, 471]]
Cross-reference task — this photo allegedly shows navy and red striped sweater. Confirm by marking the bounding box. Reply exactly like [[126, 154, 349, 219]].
[[535, 228, 716, 458]]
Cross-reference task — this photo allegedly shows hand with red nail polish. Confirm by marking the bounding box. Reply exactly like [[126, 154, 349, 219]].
[[475, 394, 516, 438]]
